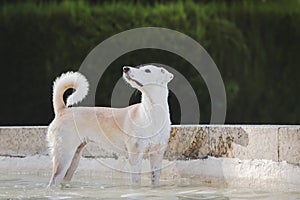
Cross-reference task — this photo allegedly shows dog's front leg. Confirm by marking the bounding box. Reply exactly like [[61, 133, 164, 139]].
[[149, 147, 165, 186], [128, 152, 143, 185]]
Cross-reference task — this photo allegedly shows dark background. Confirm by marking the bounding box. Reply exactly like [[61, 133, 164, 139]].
[[0, 0, 299, 125]]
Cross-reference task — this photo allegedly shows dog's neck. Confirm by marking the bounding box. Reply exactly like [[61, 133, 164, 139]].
[[140, 85, 169, 112]]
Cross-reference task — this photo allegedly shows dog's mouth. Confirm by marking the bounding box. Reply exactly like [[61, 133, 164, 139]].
[[124, 73, 143, 87]]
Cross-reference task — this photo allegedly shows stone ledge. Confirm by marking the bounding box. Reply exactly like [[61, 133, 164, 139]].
[[0, 155, 299, 191], [0, 125, 299, 165]]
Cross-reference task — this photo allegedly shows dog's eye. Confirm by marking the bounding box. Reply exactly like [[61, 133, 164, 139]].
[[145, 69, 151, 73]]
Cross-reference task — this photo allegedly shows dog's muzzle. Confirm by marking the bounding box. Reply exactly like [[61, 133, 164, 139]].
[[123, 66, 143, 87], [123, 66, 130, 73]]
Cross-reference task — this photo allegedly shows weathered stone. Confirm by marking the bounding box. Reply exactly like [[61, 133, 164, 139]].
[[165, 126, 198, 160], [0, 127, 48, 156], [0, 125, 299, 166], [183, 126, 209, 159], [209, 126, 246, 158], [231, 126, 278, 161], [279, 127, 300, 166]]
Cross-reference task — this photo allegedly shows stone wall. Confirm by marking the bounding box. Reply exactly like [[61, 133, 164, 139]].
[[166, 125, 300, 166], [0, 125, 299, 166]]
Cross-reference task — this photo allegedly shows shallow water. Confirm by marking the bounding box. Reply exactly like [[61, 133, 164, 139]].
[[0, 173, 299, 200]]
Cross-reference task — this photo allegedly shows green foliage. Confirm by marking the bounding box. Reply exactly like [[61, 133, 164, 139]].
[[0, 0, 299, 125]]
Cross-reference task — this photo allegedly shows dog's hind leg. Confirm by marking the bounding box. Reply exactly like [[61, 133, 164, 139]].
[[63, 140, 87, 182], [48, 151, 75, 187]]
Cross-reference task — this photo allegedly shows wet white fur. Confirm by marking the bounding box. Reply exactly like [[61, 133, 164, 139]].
[[47, 65, 173, 187]]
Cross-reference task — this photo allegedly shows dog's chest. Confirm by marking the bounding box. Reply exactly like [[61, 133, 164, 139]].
[[141, 126, 171, 147]]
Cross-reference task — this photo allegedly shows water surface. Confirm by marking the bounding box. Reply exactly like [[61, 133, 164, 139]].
[[0, 173, 299, 199]]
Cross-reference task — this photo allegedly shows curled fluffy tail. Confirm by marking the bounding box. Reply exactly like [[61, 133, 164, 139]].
[[52, 71, 89, 115]]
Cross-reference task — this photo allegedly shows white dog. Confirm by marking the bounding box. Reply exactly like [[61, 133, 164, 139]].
[[47, 65, 173, 187]]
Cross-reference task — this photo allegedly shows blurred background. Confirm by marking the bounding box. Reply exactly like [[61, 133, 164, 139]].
[[0, 0, 299, 125]]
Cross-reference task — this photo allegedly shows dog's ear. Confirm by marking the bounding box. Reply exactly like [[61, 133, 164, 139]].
[[167, 72, 174, 82], [161, 67, 174, 83], [169, 73, 174, 81]]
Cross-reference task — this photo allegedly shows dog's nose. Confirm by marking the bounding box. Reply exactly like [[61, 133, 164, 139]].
[[123, 66, 130, 73]]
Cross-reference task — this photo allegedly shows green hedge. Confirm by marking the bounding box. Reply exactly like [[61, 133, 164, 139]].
[[0, 0, 299, 125]]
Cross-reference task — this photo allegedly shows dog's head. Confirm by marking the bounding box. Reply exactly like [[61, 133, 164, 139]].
[[122, 65, 173, 90]]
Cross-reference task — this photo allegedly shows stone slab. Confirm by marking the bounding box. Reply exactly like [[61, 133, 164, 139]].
[[165, 126, 200, 160], [0, 126, 48, 156], [279, 127, 300, 166], [209, 126, 249, 158], [0, 125, 299, 165], [230, 126, 279, 161]]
